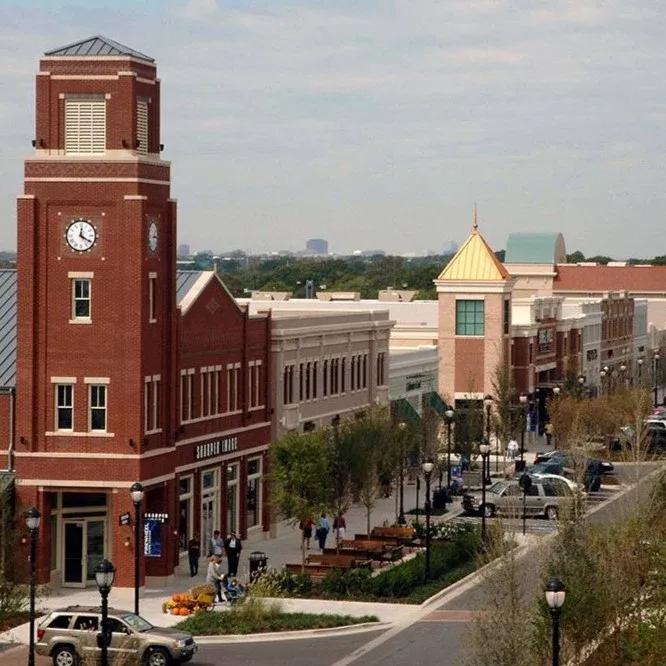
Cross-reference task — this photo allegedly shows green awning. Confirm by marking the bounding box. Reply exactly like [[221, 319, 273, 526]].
[[427, 391, 450, 417], [391, 398, 420, 424]]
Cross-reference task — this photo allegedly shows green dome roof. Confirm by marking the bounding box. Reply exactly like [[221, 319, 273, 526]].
[[505, 232, 566, 264]]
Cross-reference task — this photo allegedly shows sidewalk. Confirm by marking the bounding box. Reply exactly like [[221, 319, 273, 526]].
[[0, 447, 541, 647]]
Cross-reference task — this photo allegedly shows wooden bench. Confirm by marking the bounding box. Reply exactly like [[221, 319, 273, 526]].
[[330, 539, 404, 561], [307, 553, 371, 570], [369, 527, 417, 545], [285, 563, 330, 581]]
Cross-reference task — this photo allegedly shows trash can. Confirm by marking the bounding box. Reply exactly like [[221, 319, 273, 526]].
[[432, 488, 448, 510], [248, 551, 268, 582], [514, 460, 526, 473]]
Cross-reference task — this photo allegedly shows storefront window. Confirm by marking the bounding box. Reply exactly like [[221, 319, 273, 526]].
[[246, 457, 262, 529], [50, 514, 58, 570], [178, 475, 193, 551], [227, 464, 238, 534], [201, 469, 219, 550]]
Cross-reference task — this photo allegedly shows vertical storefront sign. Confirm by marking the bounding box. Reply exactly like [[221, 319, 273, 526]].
[[144, 519, 162, 557]]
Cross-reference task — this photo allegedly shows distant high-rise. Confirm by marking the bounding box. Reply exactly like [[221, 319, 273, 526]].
[[178, 243, 190, 256], [305, 238, 329, 255]]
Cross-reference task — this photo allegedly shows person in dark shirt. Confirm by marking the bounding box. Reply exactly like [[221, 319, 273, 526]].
[[187, 535, 201, 577]]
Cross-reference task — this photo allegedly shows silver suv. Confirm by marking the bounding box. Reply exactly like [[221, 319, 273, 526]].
[[35, 605, 197, 666], [462, 477, 574, 520]]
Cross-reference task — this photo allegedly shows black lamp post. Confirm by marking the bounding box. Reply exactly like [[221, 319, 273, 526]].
[[636, 358, 643, 387], [545, 577, 566, 666], [519, 394, 528, 464], [25, 507, 41, 666], [654, 352, 661, 408], [479, 443, 490, 540], [483, 395, 493, 484], [422, 460, 434, 581], [130, 481, 145, 616], [577, 375, 585, 397], [445, 408, 454, 491], [519, 473, 532, 536], [95, 559, 116, 666], [599, 368, 606, 396], [397, 422, 407, 525], [619, 364, 627, 390]]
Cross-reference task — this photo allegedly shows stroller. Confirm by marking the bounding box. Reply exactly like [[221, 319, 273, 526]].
[[219, 574, 247, 604]]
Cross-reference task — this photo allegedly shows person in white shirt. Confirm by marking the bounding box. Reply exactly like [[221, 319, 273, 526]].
[[507, 439, 519, 461]]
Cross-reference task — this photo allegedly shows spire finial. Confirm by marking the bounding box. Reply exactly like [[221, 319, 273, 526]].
[[472, 202, 479, 232]]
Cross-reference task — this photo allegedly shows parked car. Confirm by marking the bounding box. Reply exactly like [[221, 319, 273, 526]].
[[609, 422, 666, 453], [528, 460, 601, 492], [462, 477, 574, 520], [533, 449, 614, 474], [36, 606, 197, 666], [528, 472, 585, 494]]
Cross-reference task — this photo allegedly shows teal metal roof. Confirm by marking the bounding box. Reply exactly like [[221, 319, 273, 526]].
[[505, 232, 566, 264], [45, 36, 154, 63]]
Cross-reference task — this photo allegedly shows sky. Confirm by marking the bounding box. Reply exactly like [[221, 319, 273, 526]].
[[0, 0, 665, 257]]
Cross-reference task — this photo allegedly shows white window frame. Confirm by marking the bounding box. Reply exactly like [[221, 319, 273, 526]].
[[226, 363, 241, 413], [178, 474, 194, 552], [71, 278, 91, 322], [64, 95, 106, 155], [144, 374, 161, 434], [148, 273, 157, 323], [55, 383, 74, 432], [88, 384, 107, 432], [246, 457, 262, 531]]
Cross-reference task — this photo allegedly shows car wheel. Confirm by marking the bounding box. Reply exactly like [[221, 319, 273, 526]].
[[545, 506, 558, 521], [53, 645, 78, 666], [482, 504, 495, 518], [144, 647, 171, 666]]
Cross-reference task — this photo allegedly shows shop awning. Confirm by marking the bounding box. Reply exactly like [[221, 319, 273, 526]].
[[426, 391, 451, 417], [391, 398, 420, 424]]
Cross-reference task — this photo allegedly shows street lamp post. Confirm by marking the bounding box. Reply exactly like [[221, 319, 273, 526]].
[[545, 577, 566, 666], [483, 395, 493, 484], [445, 409, 454, 492], [422, 460, 434, 581], [479, 443, 490, 541], [25, 507, 41, 666], [599, 368, 606, 396], [654, 352, 661, 408], [95, 559, 116, 666], [519, 473, 532, 536], [619, 364, 627, 390], [577, 375, 585, 397], [637, 358, 643, 387], [397, 422, 407, 525], [519, 394, 528, 466], [130, 482, 145, 616]]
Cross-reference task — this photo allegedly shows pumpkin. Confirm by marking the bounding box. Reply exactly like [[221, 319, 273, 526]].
[[180, 608, 191, 615]]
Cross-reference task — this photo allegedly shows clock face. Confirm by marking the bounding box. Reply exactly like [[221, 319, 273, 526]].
[[66, 219, 97, 252], [148, 221, 158, 252]]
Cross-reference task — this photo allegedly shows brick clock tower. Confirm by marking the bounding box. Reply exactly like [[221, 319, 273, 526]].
[[16, 37, 178, 588]]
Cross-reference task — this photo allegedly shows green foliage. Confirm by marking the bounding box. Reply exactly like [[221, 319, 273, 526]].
[[249, 569, 314, 598], [320, 568, 373, 596], [175, 597, 377, 635]]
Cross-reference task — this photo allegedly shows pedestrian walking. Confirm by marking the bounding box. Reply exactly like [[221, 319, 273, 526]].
[[224, 531, 242, 577], [507, 438, 519, 461], [545, 422, 555, 446], [187, 534, 201, 577], [299, 517, 314, 550], [206, 555, 225, 602], [333, 513, 346, 543], [316, 513, 331, 552], [209, 530, 224, 557]]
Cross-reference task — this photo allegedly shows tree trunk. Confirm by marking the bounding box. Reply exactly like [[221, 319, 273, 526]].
[[301, 530, 306, 572], [366, 504, 371, 536]]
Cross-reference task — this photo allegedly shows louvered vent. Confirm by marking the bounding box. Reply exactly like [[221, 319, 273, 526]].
[[64, 97, 106, 154], [136, 98, 148, 155]]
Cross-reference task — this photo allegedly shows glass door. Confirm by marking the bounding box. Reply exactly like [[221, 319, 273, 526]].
[[201, 497, 216, 552], [85, 520, 105, 584], [63, 521, 85, 587]]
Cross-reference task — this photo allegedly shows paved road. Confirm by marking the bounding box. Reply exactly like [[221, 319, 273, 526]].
[[7, 463, 660, 666]]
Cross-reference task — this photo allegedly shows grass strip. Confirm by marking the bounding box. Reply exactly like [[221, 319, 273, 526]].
[[176, 610, 378, 635]]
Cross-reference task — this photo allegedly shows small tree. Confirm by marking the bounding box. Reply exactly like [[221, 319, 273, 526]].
[[327, 420, 356, 549], [350, 409, 389, 535], [270, 430, 333, 568]]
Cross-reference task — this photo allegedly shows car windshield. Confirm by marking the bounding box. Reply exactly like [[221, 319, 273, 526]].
[[488, 481, 506, 495], [121, 614, 153, 632]]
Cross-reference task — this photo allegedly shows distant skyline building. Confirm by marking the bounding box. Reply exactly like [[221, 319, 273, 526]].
[[305, 238, 329, 255], [177, 243, 190, 256]]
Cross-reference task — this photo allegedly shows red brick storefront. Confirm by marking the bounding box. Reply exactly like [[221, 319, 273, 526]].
[[10, 38, 271, 589]]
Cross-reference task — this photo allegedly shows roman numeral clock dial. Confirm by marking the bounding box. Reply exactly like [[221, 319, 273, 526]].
[[65, 218, 97, 252]]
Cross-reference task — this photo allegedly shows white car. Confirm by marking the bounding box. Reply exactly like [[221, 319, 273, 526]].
[[529, 472, 586, 494]]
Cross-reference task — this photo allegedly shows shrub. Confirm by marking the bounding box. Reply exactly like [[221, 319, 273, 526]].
[[249, 568, 313, 598], [321, 568, 372, 596]]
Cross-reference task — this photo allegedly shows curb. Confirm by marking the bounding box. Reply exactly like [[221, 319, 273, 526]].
[[193, 621, 389, 644]]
